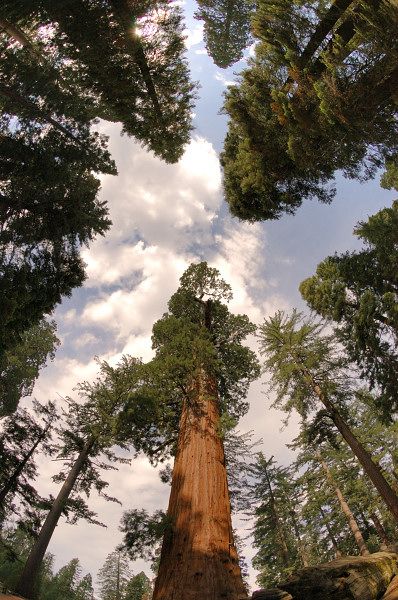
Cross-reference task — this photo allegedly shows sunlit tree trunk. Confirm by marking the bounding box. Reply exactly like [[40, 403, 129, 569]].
[[319, 456, 369, 556], [152, 370, 247, 600]]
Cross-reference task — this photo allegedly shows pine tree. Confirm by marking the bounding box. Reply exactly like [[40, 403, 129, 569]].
[[258, 310, 398, 523], [0, 400, 58, 526], [15, 358, 148, 599], [0, 320, 59, 416], [124, 571, 152, 600], [97, 551, 131, 600], [300, 201, 398, 417]]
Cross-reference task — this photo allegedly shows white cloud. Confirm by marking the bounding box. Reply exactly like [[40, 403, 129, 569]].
[[184, 22, 203, 49], [214, 72, 237, 87]]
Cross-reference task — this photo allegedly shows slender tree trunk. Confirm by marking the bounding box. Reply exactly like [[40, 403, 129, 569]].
[[370, 511, 390, 550], [152, 370, 247, 600], [263, 461, 290, 567], [116, 551, 121, 600], [0, 423, 51, 509], [319, 456, 369, 556], [319, 506, 342, 558], [109, 0, 163, 120], [306, 371, 398, 525], [290, 509, 309, 566], [0, 18, 44, 62], [16, 438, 94, 599], [0, 82, 82, 145]]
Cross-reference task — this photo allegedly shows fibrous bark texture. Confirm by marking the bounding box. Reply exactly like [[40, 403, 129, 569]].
[[152, 371, 248, 600]]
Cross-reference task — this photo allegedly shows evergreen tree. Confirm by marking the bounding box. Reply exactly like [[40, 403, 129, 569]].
[[42, 558, 94, 600], [1, 0, 196, 163], [195, 0, 255, 68], [15, 358, 148, 599], [221, 0, 398, 220], [250, 454, 306, 588], [124, 571, 152, 600], [97, 550, 131, 600], [0, 320, 59, 416], [0, 400, 58, 527], [300, 201, 398, 417], [122, 262, 259, 599], [258, 310, 398, 523]]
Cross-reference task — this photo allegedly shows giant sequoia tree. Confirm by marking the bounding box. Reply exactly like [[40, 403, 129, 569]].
[[145, 262, 259, 600], [221, 0, 398, 220]]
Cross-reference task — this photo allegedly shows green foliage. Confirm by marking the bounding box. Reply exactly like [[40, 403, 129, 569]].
[[249, 454, 304, 587], [124, 571, 152, 600], [0, 320, 59, 416], [97, 550, 131, 600], [41, 558, 94, 600], [120, 509, 169, 565], [300, 202, 398, 416], [0, 400, 58, 529], [150, 262, 260, 426], [195, 0, 255, 68], [221, 0, 398, 220]]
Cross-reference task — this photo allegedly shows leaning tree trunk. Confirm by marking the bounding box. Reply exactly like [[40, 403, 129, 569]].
[[0, 421, 51, 510], [152, 370, 248, 600], [319, 506, 342, 558], [305, 368, 398, 525], [16, 438, 94, 599], [370, 511, 390, 550], [319, 456, 369, 556]]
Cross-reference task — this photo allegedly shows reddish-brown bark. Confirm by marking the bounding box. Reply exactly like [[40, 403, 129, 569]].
[[152, 370, 248, 600]]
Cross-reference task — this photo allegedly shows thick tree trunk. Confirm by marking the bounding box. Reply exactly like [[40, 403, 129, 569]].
[[319, 506, 342, 558], [307, 373, 398, 525], [0, 423, 51, 509], [16, 438, 94, 599], [152, 370, 247, 600], [319, 456, 369, 556], [298, 0, 355, 68], [370, 511, 390, 550]]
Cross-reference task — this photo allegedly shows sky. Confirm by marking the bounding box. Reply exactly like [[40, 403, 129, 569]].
[[24, 0, 397, 594]]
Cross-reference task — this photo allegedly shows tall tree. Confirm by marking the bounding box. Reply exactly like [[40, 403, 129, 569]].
[[42, 558, 94, 600], [97, 550, 131, 600], [0, 320, 59, 416], [300, 201, 398, 417], [15, 358, 148, 599], [249, 454, 306, 588], [124, 571, 152, 600], [258, 310, 398, 523], [195, 0, 255, 68], [221, 0, 398, 220], [140, 262, 259, 599], [1, 0, 196, 163], [0, 400, 58, 525]]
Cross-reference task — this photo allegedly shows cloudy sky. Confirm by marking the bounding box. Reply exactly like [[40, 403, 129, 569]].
[[27, 0, 396, 594]]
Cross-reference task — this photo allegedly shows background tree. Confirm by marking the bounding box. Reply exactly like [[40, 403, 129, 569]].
[[249, 454, 306, 588], [41, 558, 94, 600], [15, 357, 150, 599], [300, 201, 398, 417], [258, 310, 398, 523], [195, 0, 255, 68], [0, 400, 58, 528], [124, 571, 152, 600], [97, 550, 131, 600], [0, 0, 196, 163], [221, 0, 398, 220], [0, 320, 59, 416]]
